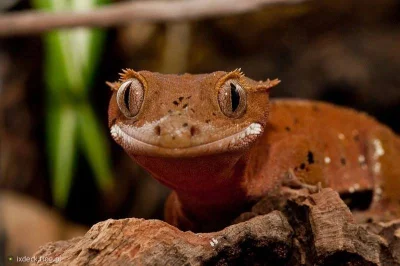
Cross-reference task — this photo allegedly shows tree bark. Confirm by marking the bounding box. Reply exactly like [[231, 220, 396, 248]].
[[30, 188, 400, 265]]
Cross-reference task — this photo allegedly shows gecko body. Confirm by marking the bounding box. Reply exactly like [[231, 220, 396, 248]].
[[108, 69, 400, 231]]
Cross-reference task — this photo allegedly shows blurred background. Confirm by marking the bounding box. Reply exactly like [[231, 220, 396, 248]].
[[0, 0, 399, 262]]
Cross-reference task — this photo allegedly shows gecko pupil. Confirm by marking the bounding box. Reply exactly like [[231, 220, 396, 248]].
[[124, 85, 130, 111], [230, 83, 240, 112]]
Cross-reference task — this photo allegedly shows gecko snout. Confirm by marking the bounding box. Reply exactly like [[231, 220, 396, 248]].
[[155, 118, 200, 148]]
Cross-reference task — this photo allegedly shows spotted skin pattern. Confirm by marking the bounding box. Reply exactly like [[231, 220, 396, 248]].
[[246, 100, 400, 206]]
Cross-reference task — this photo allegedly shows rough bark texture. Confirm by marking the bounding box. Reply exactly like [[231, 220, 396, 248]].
[[31, 188, 400, 266]]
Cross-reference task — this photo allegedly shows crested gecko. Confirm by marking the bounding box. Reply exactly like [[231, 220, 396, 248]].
[[108, 69, 400, 232]]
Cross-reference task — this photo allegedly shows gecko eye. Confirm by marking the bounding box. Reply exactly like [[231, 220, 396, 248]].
[[218, 80, 247, 118], [116, 78, 144, 118]]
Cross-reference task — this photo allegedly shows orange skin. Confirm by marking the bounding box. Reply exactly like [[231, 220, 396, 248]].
[[108, 69, 400, 232]]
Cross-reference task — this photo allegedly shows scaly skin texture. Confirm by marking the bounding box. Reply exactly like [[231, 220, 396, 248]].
[[108, 69, 400, 232]]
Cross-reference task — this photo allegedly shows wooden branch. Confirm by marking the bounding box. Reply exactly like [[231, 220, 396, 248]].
[[0, 0, 306, 37], [31, 188, 400, 265]]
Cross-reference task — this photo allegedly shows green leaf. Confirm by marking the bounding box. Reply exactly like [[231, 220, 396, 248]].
[[47, 104, 78, 207], [33, 0, 113, 208], [42, 32, 71, 98], [78, 103, 114, 190]]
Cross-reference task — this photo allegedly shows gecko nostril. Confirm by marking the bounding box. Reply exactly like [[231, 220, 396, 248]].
[[155, 125, 161, 136], [190, 126, 199, 136]]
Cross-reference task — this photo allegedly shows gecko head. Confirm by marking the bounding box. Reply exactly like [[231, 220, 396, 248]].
[[108, 69, 280, 158]]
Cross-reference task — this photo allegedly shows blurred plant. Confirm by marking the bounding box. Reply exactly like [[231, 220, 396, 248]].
[[32, 0, 113, 207]]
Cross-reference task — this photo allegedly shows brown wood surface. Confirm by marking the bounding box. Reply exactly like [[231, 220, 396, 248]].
[[30, 188, 400, 265]]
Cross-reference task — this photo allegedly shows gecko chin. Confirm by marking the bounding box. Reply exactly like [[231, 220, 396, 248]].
[[110, 122, 263, 158]]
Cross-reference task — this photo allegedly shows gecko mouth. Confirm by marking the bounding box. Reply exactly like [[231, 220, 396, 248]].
[[110, 122, 263, 158]]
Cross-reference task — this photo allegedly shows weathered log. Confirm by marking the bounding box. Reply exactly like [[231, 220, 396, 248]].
[[30, 188, 400, 266], [31, 211, 293, 265]]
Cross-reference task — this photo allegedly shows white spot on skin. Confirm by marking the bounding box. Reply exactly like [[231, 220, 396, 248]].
[[246, 123, 262, 135], [227, 123, 263, 147], [358, 155, 368, 169], [210, 241, 215, 247], [374, 186, 383, 202], [372, 139, 384, 174], [372, 139, 385, 159], [324, 157, 331, 164], [338, 133, 345, 140], [174, 128, 185, 137], [348, 183, 360, 193], [370, 139, 385, 202], [373, 162, 381, 175], [110, 126, 119, 138]]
